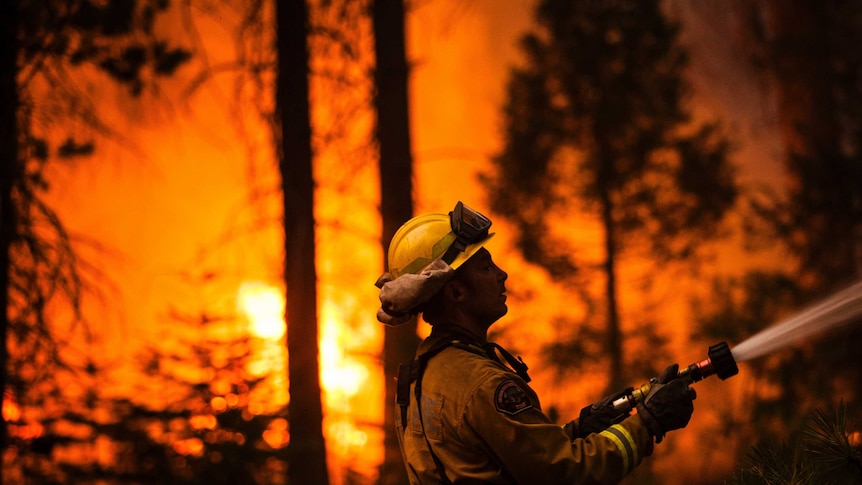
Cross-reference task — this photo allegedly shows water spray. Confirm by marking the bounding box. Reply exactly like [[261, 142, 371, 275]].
[[730, 279, 862, 363], [612, 341, 739, 411], [611, 279, 862, 412]]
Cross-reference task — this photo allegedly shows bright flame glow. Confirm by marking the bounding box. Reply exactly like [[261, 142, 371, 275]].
[[10, 422, 44, 440], [237, 281, 289, 415], [211, 396, 227, 413], [235, 281, 381, 479], [3, 397, 20, 422], [189, 414, 217, 430], [328, 419, 368, 449], [237, 282, 286, 339], [173, 437, 205, 457], [262, 418, 290, 449], [320, 301, 370, 402]]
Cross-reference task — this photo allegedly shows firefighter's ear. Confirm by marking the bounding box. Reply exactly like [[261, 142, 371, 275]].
[[443, 279, 467, 303]]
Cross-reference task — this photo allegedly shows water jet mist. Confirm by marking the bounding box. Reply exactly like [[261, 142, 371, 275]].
[[610, 280, 862, 412], [730, 280, 862, 363]]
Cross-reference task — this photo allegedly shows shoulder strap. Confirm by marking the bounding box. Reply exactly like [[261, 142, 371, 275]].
[[396, 338, 454, 429], [485, 342, 531, 383]]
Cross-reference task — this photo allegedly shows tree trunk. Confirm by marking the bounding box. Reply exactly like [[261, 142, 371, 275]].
[[372, 0, 418, 483], [275, 0, 329, 483], [599, 183, 624, 392], [0, 0, 19, 470]]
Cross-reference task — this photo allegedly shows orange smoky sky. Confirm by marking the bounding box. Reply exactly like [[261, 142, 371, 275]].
[[39, 0, 785, 483]]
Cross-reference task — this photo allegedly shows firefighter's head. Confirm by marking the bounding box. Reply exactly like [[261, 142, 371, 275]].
[[420, 246, 509, 327], [376, 202, 506, 327]]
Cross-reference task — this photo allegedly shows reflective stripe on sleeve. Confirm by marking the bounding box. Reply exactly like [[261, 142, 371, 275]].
[[599, 424, 638, 474]]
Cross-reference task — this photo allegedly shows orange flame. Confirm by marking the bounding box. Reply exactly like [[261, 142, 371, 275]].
[[238, 282, 287, 340], [237, 280, 381, 474], [2, 396, 21, 422]]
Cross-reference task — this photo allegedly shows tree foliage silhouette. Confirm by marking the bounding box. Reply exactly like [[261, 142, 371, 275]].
[[2, 0, 190, 478], [484, 0, 737, 390], [696, 0, 862, 467], [727, 404, 862, 485], [11, 299, 290, 484], [752, 1, 862, 287]]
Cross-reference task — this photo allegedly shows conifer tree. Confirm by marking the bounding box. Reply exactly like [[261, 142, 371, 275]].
[[485, 0, 737, 390], [727, 404, 862, 485], [2, 0, 189, 476], [14, 298, 290, 484], [696, 0, 862, 459]]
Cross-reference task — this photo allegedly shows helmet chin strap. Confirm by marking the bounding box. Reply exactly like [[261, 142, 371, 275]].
[[440, 235, 469, 265]]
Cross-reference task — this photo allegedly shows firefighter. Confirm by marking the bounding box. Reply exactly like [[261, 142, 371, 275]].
[[376, 201, 697, 484]]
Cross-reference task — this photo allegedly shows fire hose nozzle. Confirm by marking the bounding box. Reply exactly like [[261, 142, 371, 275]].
[[611, 341, 739, 411]]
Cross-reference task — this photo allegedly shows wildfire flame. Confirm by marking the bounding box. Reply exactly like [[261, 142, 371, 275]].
[[236, 281, 379, 475], [2, 396, 21, 422], [320, 301, 371, 401], [238, 282, 287, 340]]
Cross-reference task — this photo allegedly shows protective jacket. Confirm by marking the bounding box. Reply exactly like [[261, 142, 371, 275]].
[[395, 328, 654, 484]]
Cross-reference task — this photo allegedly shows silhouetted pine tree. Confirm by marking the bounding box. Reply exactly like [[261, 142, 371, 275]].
[[16, 304, 289, 485], [2, 0, 190, 479], [695, 0, 862, 461], [727, 404, 862, 485], [484, 0, 737, 390]]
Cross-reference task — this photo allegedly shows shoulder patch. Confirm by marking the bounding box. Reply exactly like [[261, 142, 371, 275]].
[[494, 380, 533, 415]]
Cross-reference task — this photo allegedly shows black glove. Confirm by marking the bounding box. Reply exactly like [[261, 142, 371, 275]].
[[636, 364, 696, 443], [570, 387, 633, 438]]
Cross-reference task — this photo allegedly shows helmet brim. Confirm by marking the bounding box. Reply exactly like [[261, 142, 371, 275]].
[[448, 233, 495, 271]]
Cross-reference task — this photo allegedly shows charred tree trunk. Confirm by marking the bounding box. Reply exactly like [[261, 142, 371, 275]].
[[0, 0, 19, 469], [276, 0, 329, 483], [372, 0, 418, 483], [598, 172, 623, 392]]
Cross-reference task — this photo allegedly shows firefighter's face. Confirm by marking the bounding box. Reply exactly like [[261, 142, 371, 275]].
[[455, 248, 508, 325]]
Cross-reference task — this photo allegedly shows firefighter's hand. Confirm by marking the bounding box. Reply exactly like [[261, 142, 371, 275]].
[[636, 364, 696, 443], [572, 387, 633, 438]]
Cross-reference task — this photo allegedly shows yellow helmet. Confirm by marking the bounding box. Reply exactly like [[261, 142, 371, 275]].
[[386, 201, 494, 279]]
